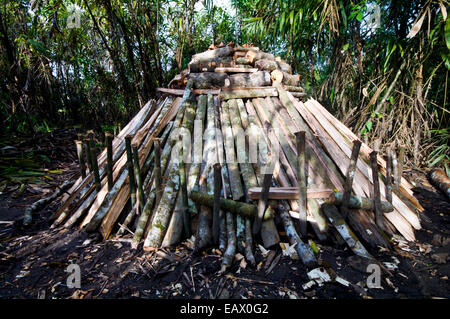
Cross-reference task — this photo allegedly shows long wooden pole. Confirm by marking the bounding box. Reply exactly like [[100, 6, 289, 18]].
[[295, 131, 307, 236], [341, 140, 362, 219], [75, 140, 86, 179], [370, 151, 386, 232], [105, 132, 114, 191], [213, 163, 222, 245]]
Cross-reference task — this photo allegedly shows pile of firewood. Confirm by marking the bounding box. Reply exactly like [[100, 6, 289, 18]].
[[48, 44, 424, 271]]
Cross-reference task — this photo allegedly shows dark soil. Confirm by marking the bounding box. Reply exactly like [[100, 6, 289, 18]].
[[0, 131, 449, 299]]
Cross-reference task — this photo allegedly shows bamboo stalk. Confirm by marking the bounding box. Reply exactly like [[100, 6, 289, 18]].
[[105, 132, 114, 191], [328, 192, 394, 212], [75, 140, 86, 179], [341, 140, 362, 219], [296, 131, 307, 236]]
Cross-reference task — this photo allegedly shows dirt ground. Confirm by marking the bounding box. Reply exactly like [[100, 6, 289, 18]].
[[0, 131, 449, 299]]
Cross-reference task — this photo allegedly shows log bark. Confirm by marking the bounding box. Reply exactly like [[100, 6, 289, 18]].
[[271, 70, 300, 86], [296, 131, 307, 236], [245, 51, 275, 63], [213, 163, 222, 245], [189, 191, 274, 220], [260, 207, 280, 248], [227, 71, 271, 88], [154, 138, 163, 205], [254, 59, 278, 72], [248, 187, 334, 200], [341, 140, 362, 219], [23, 180, 73, 227], [370, 151, 386, 231], [429, 169, 450, 200], [278, 204, 317, 268], [221, 211, 236, 272], [219, 87, 278, 100], [125, 136, 137, 209], [235, 57, 251, 65], [283, 85, 304, 92], [215, 67, 257, 73], [105, 133, 114, 190], [143, 160, 180, 249], [188, 72, 229, 89], [75, 140, 86, 179], [276, 59, 292, 74], [328, 192, 394, 212], [385, 146, 393, 204], [190, 46, 233, 65], [321, 203, 372, 259]]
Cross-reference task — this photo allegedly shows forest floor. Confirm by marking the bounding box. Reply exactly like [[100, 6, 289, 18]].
[[0, 130, 449, 299]]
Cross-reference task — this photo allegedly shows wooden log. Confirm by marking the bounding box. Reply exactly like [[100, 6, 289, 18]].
[[248, 187, 334, 200], [235, 46, 259, 52], [245, 217, 256, 266], [391, 148, 399, 190], [132, 144, 146, 208], [289, 92, 307, 99], [215, 67, 258, 73], [213, 163, 222, 245], [253, 173, 272, 235], [190, 46, 233, 64], [189, 191, 273, 220], [396, 145, 406, 191], [278, 204, 317, 268], [328, 192, 394, 212], [321, 203, 372, 259], [89, 138, 101, 192], [23, 180, 73, 227], [245, 51, 274, 63], [261, 206, 280, 248], [283, 85, 304, 92], [75, 140, 86, 179], [235, 57, 251, 65], [195, 94, 217, 250], [271, 70, 300, 86], [220, 101, 244, 200], [154, 138, 163, 205], [385, 146, 393, 204], [221, 211, 236, 272], [370, 151, 387, 232], [189, 72, 229, 89], [295, 131, 308, 236], [227, 71, 271, 88], [84, 138, 93, 173], [429, 169, 450, 200], [188, 58, 234, 73], [143, 160, 180, 249], [276, 59, 292, 74], [219, 87, 278, 100], [180, 141, 191, 238], [157, 88, 221, 96], [254, 59, 279, 72], [341, 140, 362, 219], [105, 132, 114, 191], [125, 136, 137, 209]]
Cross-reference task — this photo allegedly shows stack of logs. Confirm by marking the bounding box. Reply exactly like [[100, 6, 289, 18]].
[[48, 44, 424, 272]]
